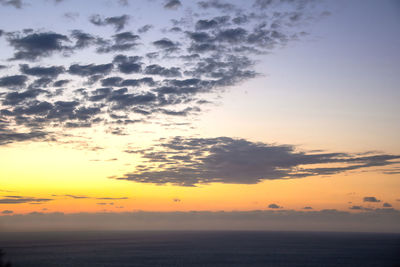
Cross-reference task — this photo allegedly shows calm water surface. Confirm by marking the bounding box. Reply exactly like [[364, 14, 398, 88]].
[[0, 231, 399, 267]]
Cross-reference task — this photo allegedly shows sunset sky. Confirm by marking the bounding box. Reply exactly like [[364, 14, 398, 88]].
[[0, 0, 399, 232]]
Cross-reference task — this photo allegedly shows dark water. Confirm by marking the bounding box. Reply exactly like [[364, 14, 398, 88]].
[[0, 231, 399, 267]]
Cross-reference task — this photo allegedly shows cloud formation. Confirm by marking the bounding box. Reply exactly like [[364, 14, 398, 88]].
[[0, 0, 330, 147], [113, 137, 400, 186], [0, 195, 53, 204]]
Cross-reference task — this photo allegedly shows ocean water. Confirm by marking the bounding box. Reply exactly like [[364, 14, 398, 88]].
[[0, 231, 399, 267]]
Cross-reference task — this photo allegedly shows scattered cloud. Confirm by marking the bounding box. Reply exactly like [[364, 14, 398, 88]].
[[0, 0, 330, 147]]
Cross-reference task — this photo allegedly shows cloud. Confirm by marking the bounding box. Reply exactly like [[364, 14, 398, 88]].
[[164, 0, 181, 9], [7, 31, 70, 61], [0, 75, 28, 88], [268, 203, 282, 209], [197, 0, 235, 12], [144, 64, 181, 77], [0, 129, 48, 146], [113, 54, 142, 74], [0, 196, 53, 204], [152, 38, 180, 53], [89, 15, 130, 32], [349, 205, 364, 210], [97, 32, 140, 53], [53, 79, 70, 87], [1, 210, 13, 214], [303, 206, 313, 210], [68, 63, 113, 76], [383, 203, 392, 208], [363, 197, 381, 203], [20, 64, 65, 78], [0, 0, 23, 9], [113, 137, 400, 186], [3, 89, 46, 105], [138, 24, 153, 33]]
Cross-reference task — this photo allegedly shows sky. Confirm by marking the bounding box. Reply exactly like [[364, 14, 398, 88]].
[[0, 0, 399, 232]]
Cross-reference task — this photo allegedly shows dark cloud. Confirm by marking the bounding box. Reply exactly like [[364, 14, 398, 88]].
[[20, 64, 65, 78], [113, 54, 142, 74], [28, 77, 53, 88], [89, 15, 130, 32], [0, 129, 48, 146], [197, 0, 235, 12], [303, 206, 313, 210], [70, 30, 97, 49], [53, 79, 70, 87], [3, 89, 46, 105], [0, 0, 23, 9], [0, 75, 28, 88], [108, 91, 157, 110], [164, 0, 181, 9], [268, 203, 282, 209], [101, 77, 123, 87], [1, 210, 13, 214], [349, 206, 363, 210], [68, 63, 113, 76], [97, 31, 140, 53], [383, 203, 392, 208], [144, 64, 181, 77], [113, 137, 400, 186], [0, 65, 7, 70], [138, 24, 153, 33], [0, 195, 53, 204], [363, 197, 381, 203], [216, 28, 247, 43], [195, 17, 230, 30], [7, 32, 70, 61], [153, 38, 180, 52]]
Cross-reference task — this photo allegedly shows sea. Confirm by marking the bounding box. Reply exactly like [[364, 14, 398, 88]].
[[0, 231, 399, 267]]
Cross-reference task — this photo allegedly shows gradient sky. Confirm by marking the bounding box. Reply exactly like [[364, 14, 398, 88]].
[[0, 0, 399, 232]]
